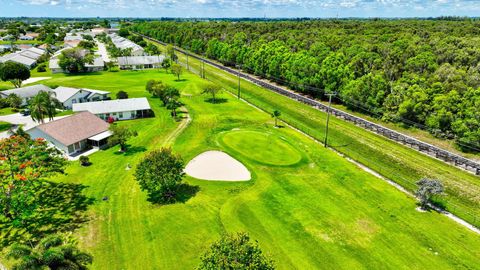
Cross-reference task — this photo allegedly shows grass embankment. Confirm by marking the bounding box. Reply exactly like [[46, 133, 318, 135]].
[[0, 121, 11, 132], [148, 40, 480, 228], [13, 69, 477, 269]]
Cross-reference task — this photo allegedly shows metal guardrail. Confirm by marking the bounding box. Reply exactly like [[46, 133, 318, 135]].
[[139, 33, 480, 176]]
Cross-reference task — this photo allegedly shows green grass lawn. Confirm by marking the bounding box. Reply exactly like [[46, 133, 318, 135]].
[[6, 69, 477, 269], [151, 42, 480, 228], [0, 107, 15, 116], [0, 121, 11, 132]]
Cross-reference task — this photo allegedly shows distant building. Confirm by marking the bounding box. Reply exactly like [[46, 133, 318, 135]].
[[27, 111, 112, 156], [72, 97, 152, 121], [49, 48, 105, 74], [109, 33, 144, 56], [117, 55, 165, 70], [92, 28, 108, 36], [0, 84, 52, 106], [0, 47, 46, 68]]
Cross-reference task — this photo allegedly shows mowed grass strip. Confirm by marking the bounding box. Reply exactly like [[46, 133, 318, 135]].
[[152, 41, 480, 227], [20, 69, 480, 269]]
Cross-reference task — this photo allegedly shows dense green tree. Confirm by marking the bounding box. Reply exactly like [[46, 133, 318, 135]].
[[134, 148, 185, 203], [116, 90, 129, 99], [0, 136, 66, 221], [108, 125, 138, 152], [58, 48, 94, 73], [0, 61, 30, 88], [198, 232, 275, 270]]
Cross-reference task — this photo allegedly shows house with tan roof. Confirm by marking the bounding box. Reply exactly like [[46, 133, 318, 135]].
[[27, 111, 112, 156]]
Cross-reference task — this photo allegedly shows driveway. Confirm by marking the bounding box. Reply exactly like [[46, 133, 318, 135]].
[[0, 113, 67, 138], [96, 40, 110, 62]]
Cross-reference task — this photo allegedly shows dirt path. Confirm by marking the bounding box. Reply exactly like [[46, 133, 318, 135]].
[[162, 107, 191, 147]]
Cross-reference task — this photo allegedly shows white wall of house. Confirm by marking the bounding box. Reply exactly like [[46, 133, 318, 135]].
[[27, 127, 69, 154], [63, 91, 91, 109], [62, 91, 108, 109], [96, 110, 137, 121]]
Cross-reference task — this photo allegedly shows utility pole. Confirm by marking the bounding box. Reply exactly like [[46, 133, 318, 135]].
[[201, 54, 206, 79], [324, 92, 336, 148], [185, 46, 189, 71], [236, 64, 241, 98]]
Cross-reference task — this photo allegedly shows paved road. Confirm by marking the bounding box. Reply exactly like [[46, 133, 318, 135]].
[[96, 40, 110, 62]]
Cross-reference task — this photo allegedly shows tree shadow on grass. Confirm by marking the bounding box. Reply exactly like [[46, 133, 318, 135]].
[[0, 181, 94, 249], [114, 145, 147, 156], [204, 98, 228, 104], [147, 183, 200, 205]]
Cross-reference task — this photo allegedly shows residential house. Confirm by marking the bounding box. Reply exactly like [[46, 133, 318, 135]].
[[0, 84, 52, 106], [92, 28, 108, 36], [53, 86, 110, 109], [117, 55, 165, 70], [0, 47, 46, 68], [109, 34, 144, 56], [27, 111, 112, 156], [49, 48, 105, 73], [72, 97, 152, 121]]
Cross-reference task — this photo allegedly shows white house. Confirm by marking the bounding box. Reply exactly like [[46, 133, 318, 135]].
[[0, 84, 52, 106], [117, 55, 165, 70], [27, 111, 112, 156], [0, 47, 46, 68], [72, 97, 152, 121], [53, 87, 111, 109], [109, 34, 144, 56], [49, 55, 105, 74]]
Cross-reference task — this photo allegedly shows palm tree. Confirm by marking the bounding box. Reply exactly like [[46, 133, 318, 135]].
[[7, 235, 93, 270], [29, 91, 62, 124], [272, 110, 281, 127]]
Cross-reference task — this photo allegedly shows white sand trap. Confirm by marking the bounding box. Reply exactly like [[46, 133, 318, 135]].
[[23, 77, 51, 84], [185, 151, 251, 181]]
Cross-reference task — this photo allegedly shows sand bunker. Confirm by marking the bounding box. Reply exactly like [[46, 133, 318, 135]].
[[185, 151, 251, 181]]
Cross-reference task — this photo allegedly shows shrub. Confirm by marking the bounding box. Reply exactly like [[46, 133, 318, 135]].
[[79, 155, 90, 166], [37, 63, 46, 72], [116, 90, 129, 99]]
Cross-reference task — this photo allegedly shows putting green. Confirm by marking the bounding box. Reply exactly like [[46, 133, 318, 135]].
[[219, 130, 303, 166]]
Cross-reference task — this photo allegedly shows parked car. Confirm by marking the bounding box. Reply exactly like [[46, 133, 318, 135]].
[[21, 109, 30, 116]]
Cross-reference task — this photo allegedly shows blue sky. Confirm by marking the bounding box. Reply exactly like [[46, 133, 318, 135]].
[[1, 0, 480, 18]]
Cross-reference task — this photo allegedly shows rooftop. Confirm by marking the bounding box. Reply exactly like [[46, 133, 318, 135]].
[[72, 97, 151, 114], [53, 86, 110, 102], [118, 55, 165, 66], [34, 111, 110, 146], [0, 84, 52, 98]]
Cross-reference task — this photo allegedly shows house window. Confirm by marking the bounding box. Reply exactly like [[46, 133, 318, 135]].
[[74, 142, 81, 150], [119, 112, 123, 118], [72, 99, 77, 104], [113, 112, 117, 116], [68, 145, 74, 153]]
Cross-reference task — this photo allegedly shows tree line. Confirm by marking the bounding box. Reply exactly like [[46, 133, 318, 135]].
[[131, 19, 480, 152]]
